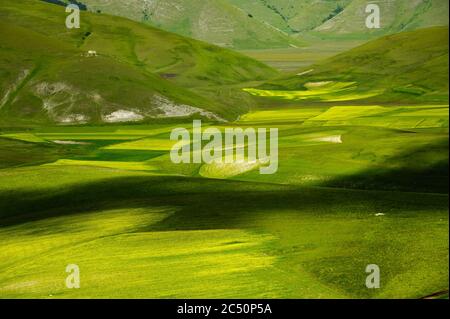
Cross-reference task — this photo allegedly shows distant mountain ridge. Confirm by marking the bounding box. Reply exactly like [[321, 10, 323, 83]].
[[55, 0, 449, 49]]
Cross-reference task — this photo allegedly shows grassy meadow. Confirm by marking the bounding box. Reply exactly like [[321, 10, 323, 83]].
[[0, 102, 448, 299]]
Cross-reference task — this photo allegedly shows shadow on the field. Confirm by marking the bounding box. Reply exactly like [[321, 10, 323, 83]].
[[0, 173, 447, 229], [323, 139, 449, 194]]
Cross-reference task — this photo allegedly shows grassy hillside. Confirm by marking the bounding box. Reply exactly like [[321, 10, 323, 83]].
[[314, 0, 449, 37], [61, 0, 448, 49], [248, 27, 449, 104], [0, 0, 278, 125], [232, 0, 449, 39], [54, 0, 303, 49], [229, 0, 351, 33]]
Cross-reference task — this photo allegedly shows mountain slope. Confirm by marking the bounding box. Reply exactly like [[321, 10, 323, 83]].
[[228, 0, 351, 33], [0, 0, 278, 125], [314, 0, 449, 37], [229, 0, 449, 38], [55, 0, 303, 49], [252, 26, 449, 104], [60, 0, 448, 49]]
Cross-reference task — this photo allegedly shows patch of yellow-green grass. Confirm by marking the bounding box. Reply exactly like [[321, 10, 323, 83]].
[[36, 133, 149, 141], [44, 159, 157, 172], [398, 106, 449, 117], [251, 206, 449, 299], [199, 158, 262, 179], [244, 82, 381, 102], [325, 91, 383, 102], [1, 133, 48, 143], [0, 166, 152, 193], [113, 125, 182, 137], [309, 106, 388, 121], [300, 105, 449, 129], [415, 117, 449, 128], [0, 208, 278, 298], [0, 208, 172, 268], [0, 162, 447, 298], [240, 108, 325, 123], [103, 138, 188, 151], [318, 117, 445, 129], [240, 105, 448, 130]]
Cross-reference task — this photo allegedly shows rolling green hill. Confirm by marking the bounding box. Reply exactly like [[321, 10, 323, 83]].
[[249, 26, 449, 104], [52, 0, 304, 49], [60, 0, 449, 49], [313, 0, 449, 37], [0, 0, 278, 125], [242, 0, 449, 36]]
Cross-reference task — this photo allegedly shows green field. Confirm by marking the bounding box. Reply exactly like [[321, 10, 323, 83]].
[[0, 102, 448, 299], [239, 39, 365, 72]]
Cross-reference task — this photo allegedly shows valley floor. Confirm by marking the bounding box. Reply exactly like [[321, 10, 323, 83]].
[[0, 104, 448, 298], [239, 39, 364, 72]]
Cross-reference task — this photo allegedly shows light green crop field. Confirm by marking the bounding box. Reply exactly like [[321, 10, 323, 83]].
[[0, 103, 448, 299], [239, 39, 365, 72]]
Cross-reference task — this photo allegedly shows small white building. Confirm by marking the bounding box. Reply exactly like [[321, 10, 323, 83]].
[[86, 50, 97, 57]]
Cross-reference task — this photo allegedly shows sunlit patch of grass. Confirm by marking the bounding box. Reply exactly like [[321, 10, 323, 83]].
[[240, 108, 325, 123], [243, 82, 382, 102], [199, 158, 262, 179], [310, 106, 388, 120], [36, 133, 149, 141], [0, 207, 278, 298], [1, 133, 48, 143], [103, 138, 188, 151], [44, 159, 158, 172]]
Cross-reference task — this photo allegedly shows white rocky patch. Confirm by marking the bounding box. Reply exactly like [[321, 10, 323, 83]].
[[33, 82, 94, 124], [103, 110, 144, 123], [153, 95, 224, 122], [58, 114, 89, 124], [89, 92, 103, 103], [35, 82, 72, 97], [34, 82, 77, 113], [32, 81, 224, 124]]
